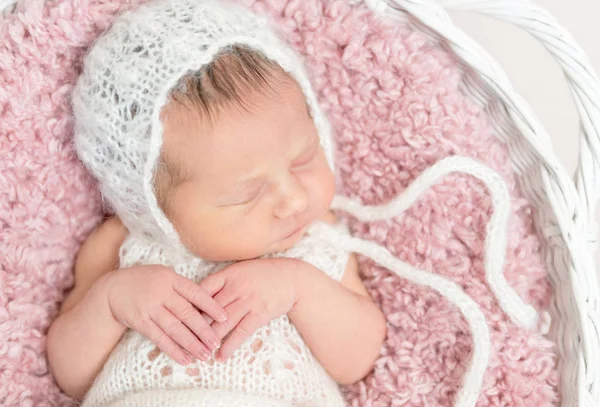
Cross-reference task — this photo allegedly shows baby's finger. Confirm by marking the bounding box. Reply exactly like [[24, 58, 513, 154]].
[[142, 320, 190, 366], [152, 307, 212, 362], [203, 314, 214, 325], [173, 275, 227, 323], [166, 294, 220, 351], [216, 312, 263, 362], [213, 284, 239, 309], [198, 271, 227, 298], [212, 299, 250, 340]]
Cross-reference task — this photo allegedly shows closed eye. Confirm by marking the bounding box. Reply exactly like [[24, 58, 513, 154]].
[[235, 194, 259, 207], [223, 183, 265, 207], [292, 140, 319, 168]]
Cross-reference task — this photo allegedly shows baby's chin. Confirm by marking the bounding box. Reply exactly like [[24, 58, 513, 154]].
[[266, 225, 308, 254], [265, 214, 333, 256], [191, 231, 306, 262]]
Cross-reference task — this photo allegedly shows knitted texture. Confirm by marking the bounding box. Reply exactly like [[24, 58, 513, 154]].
[[0, 0, 557, 406], [82, 224, 351, 407]]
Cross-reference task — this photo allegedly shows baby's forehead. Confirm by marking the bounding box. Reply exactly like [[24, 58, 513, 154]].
[[159, 76, 313, 179]]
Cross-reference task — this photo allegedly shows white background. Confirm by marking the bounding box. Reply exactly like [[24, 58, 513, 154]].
[[447, 0, 600, 279]]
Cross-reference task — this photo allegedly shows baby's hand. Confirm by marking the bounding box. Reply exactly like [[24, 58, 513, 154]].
[[199, 258, 301, 361], [105, 265, 228, 365]]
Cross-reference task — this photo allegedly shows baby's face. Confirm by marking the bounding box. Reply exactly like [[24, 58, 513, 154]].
[[160, 80, 335, 262]]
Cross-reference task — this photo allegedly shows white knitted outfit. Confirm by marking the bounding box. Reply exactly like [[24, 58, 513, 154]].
[[73, 1, 538, 406], [82, 223, 351, 407]]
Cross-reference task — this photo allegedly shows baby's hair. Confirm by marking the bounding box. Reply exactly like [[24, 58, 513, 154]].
[[171, 45, 289, 119], [154, 45, 292, 210]]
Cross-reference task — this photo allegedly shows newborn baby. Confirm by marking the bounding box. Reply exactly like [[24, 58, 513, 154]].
[[47, 0, 386, 406]]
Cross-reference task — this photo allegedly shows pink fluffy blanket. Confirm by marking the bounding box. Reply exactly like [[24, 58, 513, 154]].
[[0, 0, 557, 405]]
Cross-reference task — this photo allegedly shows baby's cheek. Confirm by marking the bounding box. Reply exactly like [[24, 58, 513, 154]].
[[169, 207, 230, 260], [317, 163, 336, 213], [194, 214, 272, 261]]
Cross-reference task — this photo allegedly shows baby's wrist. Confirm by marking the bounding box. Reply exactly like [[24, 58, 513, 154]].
[[95, 271, 126, 327], [261, 257, 318, 313], [284, 259, 323, 313]]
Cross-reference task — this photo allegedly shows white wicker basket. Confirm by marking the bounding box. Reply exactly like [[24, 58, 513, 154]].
[[354, 1, 600, 406], [2, 0, 598, 406]]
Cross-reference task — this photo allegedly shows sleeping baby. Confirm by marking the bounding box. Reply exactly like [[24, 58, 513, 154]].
[[46, 0, 386, 406], [47, 0, 539, 406]]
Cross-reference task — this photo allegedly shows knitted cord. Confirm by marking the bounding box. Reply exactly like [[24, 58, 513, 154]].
[[332, 156, 538, 329]]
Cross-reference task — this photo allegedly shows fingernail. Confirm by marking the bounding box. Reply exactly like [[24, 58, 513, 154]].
[[219, 313, 227, 322], [181, 356, 191, 365], [209, 338, 220, 350], [215, 352, 226, 363], [199, 348, 212, 361]]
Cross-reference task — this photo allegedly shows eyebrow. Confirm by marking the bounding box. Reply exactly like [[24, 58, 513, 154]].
[[226, 174, 266, 195]]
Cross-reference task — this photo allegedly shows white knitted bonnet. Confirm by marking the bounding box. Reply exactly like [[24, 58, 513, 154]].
[[73, 0, 335, 247]]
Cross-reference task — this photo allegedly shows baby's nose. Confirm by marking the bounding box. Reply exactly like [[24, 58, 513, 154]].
[[273, 178, 308, 219]]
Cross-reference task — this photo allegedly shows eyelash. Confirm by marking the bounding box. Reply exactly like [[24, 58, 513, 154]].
[[236, 185, 264, 207], [238, 196, 256, 206]]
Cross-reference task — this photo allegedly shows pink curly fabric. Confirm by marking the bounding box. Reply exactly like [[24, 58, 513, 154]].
[[0, 0, 557, 406]]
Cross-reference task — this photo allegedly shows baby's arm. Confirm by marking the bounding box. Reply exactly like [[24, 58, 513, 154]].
[[48, 217, 227, 400], [287, 212, 386, 384], [47, 217, 129, 400], [288, 252, 387, 385]]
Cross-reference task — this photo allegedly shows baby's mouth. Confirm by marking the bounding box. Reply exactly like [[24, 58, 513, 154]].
[[281, 224, 307, 241]]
